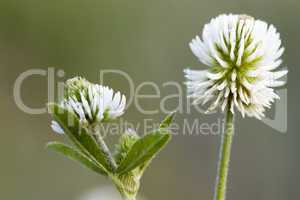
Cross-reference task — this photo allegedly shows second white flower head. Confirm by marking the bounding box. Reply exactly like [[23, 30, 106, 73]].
[[185, 14, 288, 119], [51, 77, 126, 134]]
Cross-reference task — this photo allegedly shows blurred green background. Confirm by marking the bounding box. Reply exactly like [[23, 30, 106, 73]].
[[1, 0, 299, 199]]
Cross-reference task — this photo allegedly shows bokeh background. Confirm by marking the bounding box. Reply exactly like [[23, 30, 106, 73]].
[[1, 0, 299, 200]]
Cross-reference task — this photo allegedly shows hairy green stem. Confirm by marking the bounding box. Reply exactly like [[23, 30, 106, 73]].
[[92, 127, 118, 171], [111, 175, 138, 200], [213, 107, 234, 200]]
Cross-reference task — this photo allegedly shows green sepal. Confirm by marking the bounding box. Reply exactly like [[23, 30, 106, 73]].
[[47, 141, 108, 175]]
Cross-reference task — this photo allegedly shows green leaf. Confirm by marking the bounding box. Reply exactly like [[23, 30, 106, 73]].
[[114, 130, 140, 165], [159, 111, 176, 129], [47, 142, 108, 175], [116, 130, 171, 175], [48, 103, 113, 173]]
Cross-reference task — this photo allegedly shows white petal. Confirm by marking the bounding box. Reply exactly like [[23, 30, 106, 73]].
[[217, 79, 228, 90], [80, 92, 92, 120], [51, 121, 64, 134], [206, 71, 225, 80], [272, 70, 288, 80], [266, 80, 286, 87]]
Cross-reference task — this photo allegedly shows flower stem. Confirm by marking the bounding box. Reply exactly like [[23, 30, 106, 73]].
[[92, 127, 117, 171], [112, 175, 138, 200], [213, 107, 234, 200]]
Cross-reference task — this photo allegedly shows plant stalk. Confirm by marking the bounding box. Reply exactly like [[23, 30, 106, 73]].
[[92, 127, 118, 171], [213, 107, 234, 200], [112, 175, 138, 200]]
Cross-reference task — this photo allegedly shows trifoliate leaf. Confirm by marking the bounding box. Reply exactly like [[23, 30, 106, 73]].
[[47, 141, 108, 175], [159, 111, 176, 129], [116, 129, 171, 175], [48, 103, 113, 173]]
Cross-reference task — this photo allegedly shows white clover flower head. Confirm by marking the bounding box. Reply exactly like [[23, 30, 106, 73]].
[[185, 14, 288, 119], [51, 77, 126, 134]]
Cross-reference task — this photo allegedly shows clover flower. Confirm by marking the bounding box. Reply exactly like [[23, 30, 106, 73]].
[[51, 77, 126, 134], [184, 14, 288, 119], [47, 76, 174, 200]]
